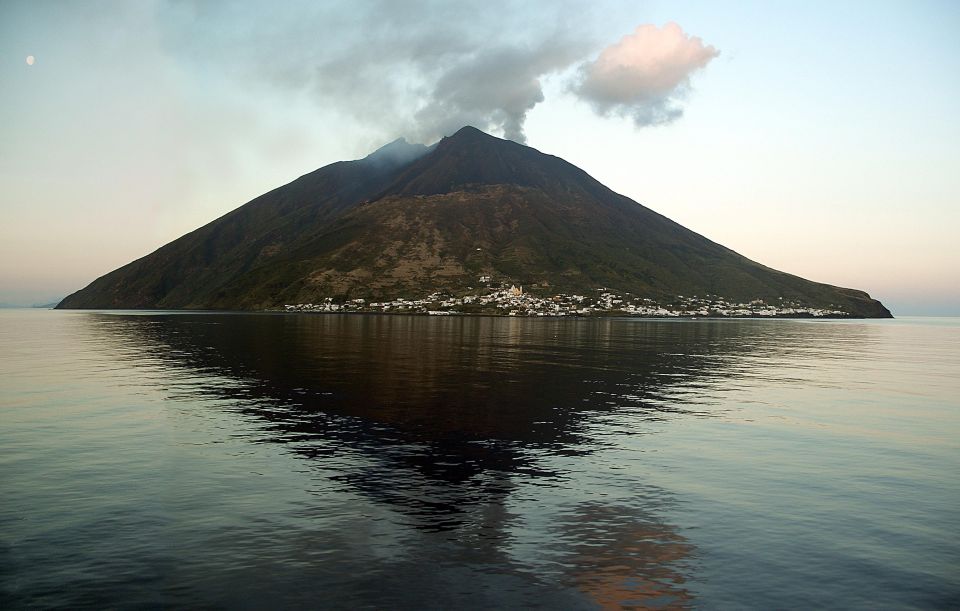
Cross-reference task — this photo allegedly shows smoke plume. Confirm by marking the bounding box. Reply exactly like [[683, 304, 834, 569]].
[[158, 3, 717, 141], [160, 1, 592, 143]]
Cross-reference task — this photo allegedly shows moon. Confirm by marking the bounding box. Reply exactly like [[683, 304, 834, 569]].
[[26, 55, 35, 66]]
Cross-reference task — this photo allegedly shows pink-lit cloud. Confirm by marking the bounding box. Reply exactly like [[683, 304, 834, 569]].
[[572, 22, 719, 126]]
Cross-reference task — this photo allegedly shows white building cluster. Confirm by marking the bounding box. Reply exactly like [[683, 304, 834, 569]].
[[282, 284, 850, 318]]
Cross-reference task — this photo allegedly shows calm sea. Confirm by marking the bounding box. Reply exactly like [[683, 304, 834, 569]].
[[1, 310, 958, 609]]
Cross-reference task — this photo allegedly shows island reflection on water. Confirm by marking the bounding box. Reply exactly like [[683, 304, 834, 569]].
[[92, 312, 747, 608], [11, 311, 951, 609]]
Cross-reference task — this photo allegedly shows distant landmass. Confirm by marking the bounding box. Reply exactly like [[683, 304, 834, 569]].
[[0, 301, 62, 309], [57, 126, 891, 318]]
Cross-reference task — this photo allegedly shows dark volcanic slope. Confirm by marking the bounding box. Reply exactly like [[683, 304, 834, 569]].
[[58, 127, 891, 317]]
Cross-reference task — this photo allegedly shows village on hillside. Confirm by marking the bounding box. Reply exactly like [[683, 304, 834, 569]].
[[281, 277, 850, 318]]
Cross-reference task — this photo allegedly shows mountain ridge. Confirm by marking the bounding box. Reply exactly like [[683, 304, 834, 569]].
[[57, 126, 891, 317]]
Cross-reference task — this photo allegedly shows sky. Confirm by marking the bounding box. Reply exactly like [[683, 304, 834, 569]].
[[1, 0, 958, 315]]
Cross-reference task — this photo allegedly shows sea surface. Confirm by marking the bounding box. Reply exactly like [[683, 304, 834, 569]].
[[1, 310, 958, 609]]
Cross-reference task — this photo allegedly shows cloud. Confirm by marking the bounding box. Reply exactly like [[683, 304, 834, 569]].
[[572, 22, 719, 127]]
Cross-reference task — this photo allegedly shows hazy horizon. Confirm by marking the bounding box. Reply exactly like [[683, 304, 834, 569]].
[[2, 1, 958, 315]]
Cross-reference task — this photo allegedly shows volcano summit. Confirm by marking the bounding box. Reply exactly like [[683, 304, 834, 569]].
[[58, 127, 890, 317]]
